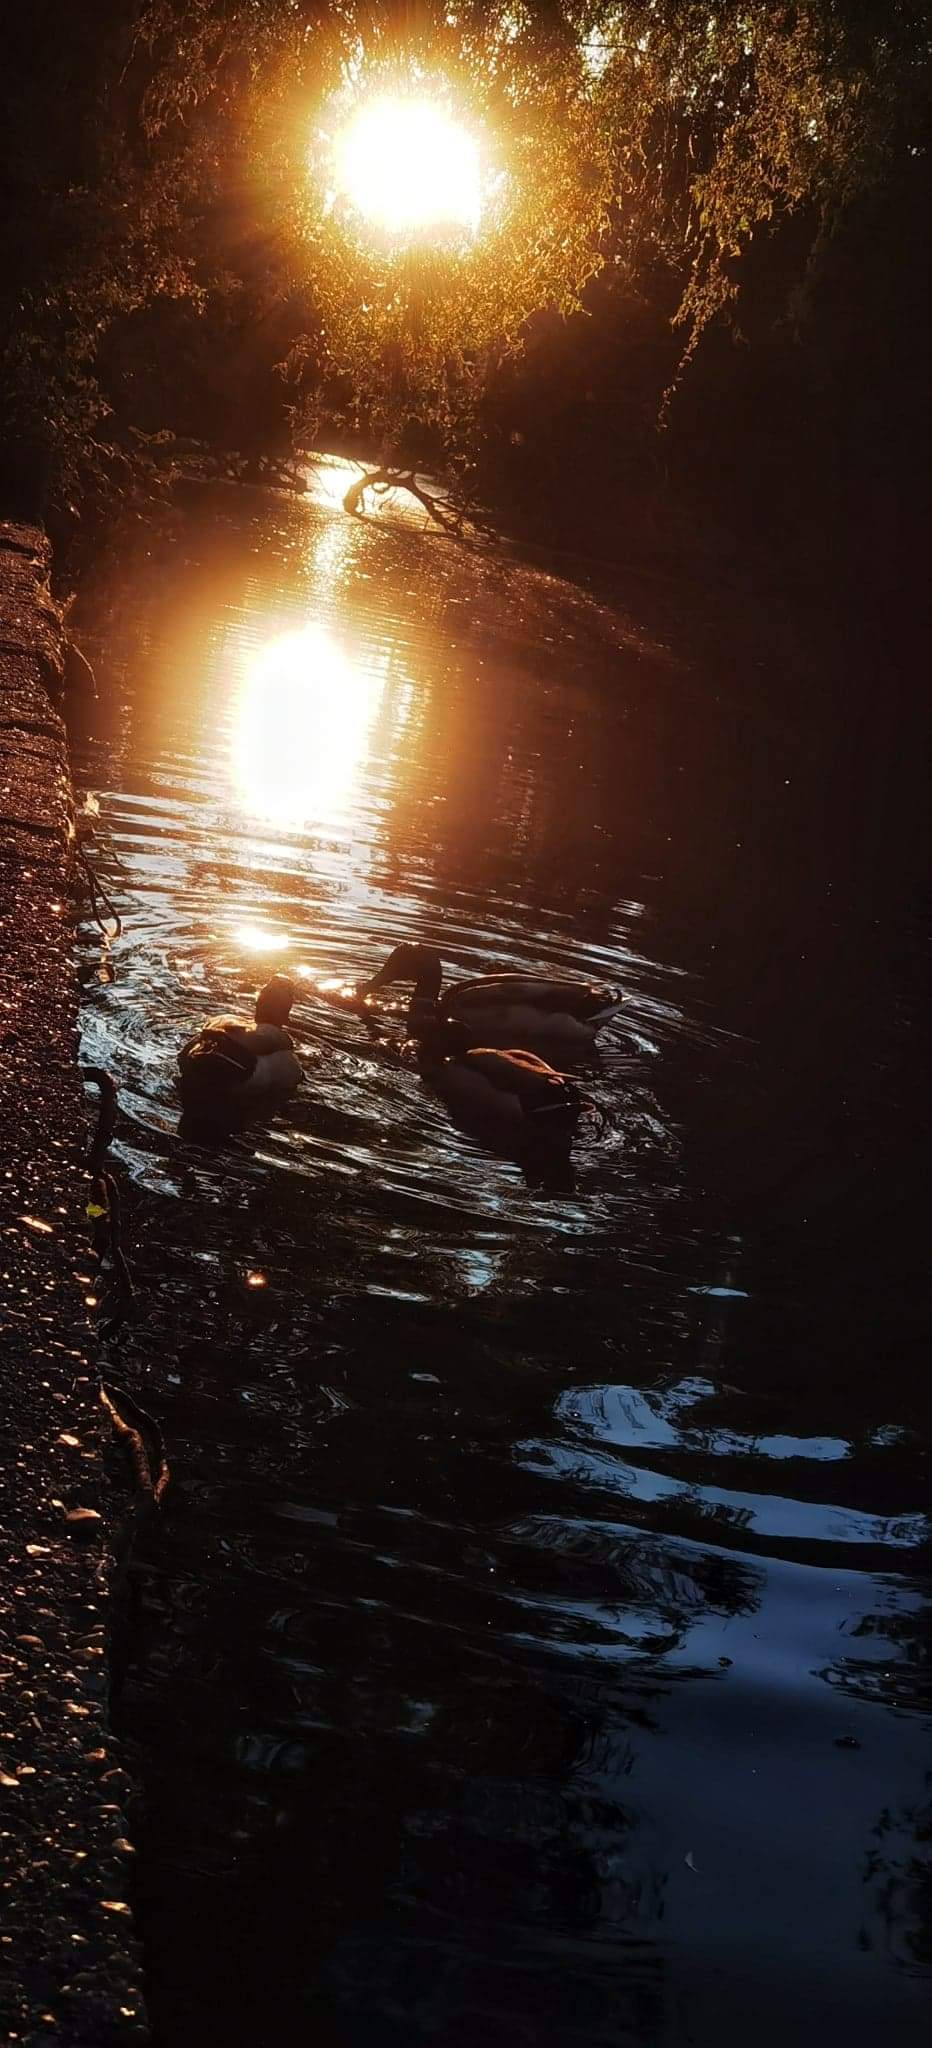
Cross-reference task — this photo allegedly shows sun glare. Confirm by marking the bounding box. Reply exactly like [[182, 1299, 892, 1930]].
[[233, 627, 376, 831], [230, 923, 288, 953], [333, 96, 481, 237]]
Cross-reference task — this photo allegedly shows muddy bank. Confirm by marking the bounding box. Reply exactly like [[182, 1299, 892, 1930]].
[[0, 522, 146, 2043]]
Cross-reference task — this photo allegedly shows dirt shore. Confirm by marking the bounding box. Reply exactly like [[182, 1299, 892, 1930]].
[[0, 522, 147, 2044]]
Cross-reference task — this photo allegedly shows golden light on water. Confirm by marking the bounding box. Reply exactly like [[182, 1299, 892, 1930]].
[[230, 923, 288, 954], [233, 627, 376, 831], [333, 96, 481, 237]]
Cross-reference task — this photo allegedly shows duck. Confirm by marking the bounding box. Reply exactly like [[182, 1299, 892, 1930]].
[[410, 1017, 587, 1167], [178, 974, 302, 1116], [361, 943, 624, 1054]]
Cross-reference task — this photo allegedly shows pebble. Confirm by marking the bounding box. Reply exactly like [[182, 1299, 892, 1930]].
[[63, 1507, 102, 1541]]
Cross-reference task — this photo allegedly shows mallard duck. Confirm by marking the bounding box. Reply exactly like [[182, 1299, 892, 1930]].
[[178, 974, 301, 1114], [412, 1018, 586, 1162], [363, 942, 624, 1053]]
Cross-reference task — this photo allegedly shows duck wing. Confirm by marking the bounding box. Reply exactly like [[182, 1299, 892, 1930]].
[[463, 1048, 581, 1124], [178, 1016, 262, 1090], [445, 974, 622, 1022]]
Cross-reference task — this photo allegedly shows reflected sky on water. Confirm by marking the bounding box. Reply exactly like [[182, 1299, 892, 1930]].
[[71, 474, 929, 2045]]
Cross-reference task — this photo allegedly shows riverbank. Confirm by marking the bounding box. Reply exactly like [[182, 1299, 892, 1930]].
[[0, 522, 146, 2044]]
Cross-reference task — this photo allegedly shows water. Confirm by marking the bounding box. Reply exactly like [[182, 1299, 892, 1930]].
[[70, 474, 930, 2045]]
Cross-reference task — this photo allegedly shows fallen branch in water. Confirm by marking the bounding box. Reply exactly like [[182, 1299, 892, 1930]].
[[100, 1381, 170, 1508], [342, 464, 492, 544], [77, 844, 122, 940]]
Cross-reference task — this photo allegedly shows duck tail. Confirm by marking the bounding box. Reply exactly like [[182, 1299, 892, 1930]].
[[591, 986, 626, 1019], [527, 1074, 583, 1139]]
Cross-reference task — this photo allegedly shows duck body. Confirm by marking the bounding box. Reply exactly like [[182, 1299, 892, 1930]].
[[364, 944, 623, 1054], [412, 1021, 585, 1159], [178, 974, 301, 1116], [438, 972, 619, 1051]]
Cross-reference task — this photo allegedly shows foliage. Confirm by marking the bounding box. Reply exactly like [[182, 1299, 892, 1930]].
[[135, 3, 616, 486], [0, 2, 929, 516], [587, 2, 932, 379], [0, 5, 201, 518]]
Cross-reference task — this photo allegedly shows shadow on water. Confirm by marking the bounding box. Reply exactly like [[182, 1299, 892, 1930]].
[[70, 478, 930, 2045]]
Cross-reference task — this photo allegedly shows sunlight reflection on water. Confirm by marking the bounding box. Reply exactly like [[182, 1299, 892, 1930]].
[[232, 625, 384, 833]]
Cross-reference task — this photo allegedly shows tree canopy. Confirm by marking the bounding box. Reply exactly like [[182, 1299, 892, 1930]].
[[0, 1, 929, 521]]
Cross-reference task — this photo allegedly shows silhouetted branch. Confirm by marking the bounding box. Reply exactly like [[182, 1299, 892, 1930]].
[[342, 465, 456, 529]]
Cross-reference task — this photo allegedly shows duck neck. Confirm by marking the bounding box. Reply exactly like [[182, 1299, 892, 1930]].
[[408, 992, 440, 1037], [413, 1016, 470, 1073], [411, 947, 443, 1002]]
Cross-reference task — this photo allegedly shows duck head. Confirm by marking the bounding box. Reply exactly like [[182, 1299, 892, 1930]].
[[254, 973, 296, 1027], [363, 943, 443, 1004]]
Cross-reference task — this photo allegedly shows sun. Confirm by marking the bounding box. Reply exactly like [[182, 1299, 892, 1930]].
[[333, 96, 481, 238]]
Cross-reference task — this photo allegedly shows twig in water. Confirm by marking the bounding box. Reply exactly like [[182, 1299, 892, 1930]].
[[78, 845, 122, 939], [83, 1067, 134, 1335], [100, 1381, 170, 1507]]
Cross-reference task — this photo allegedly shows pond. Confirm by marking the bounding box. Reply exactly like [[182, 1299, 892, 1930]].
[[70, 471, 929, 2045]]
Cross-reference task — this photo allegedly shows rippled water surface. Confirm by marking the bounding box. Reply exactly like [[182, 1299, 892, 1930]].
[[71, 476, 929, 2045]]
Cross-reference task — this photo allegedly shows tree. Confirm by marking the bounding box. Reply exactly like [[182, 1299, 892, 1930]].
[[137, 3, 617, 500], [586, 2, 932, 377], [0, 4, 201, 519], [140, 1, 932, 484], [0, 2, 929, 524]]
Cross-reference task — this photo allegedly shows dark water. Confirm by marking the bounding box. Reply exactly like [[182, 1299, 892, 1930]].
[[71, 475, 930, 2046]]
